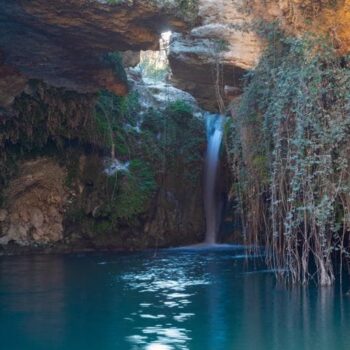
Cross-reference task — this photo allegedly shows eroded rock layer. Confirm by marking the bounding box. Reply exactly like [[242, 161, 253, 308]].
[[169, 0, 262, 112], [0, 158, 67, 246], [169, 0, 350, 112], [246, 0, 350, 55], [0, 0, 194, 107]]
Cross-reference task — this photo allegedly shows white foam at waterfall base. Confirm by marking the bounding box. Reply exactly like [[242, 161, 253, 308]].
[[204, 114, 224, 244], [104, 158, 130, 176]]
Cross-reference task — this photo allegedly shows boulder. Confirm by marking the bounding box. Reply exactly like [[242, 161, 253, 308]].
[[0, 158, 68, 245]]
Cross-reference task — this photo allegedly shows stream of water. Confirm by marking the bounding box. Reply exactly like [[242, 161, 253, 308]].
[[1, 246, 349, 350], [204, 114, 224, 244]]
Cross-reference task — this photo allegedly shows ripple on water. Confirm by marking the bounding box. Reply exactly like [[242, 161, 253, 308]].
[[120, 247, 268, 349], [128, 325, 191, 349], [173, 313, 195, 323], [140, 314, 166, 320], [120, 253, 210, 349]]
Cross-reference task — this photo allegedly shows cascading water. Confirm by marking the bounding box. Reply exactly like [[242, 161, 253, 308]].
[[204, 114, 224, 244]]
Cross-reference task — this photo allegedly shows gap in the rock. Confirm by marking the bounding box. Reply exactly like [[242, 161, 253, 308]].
[[131, 31, 226, 248]]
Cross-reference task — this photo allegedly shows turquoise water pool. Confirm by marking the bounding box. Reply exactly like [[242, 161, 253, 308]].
[[0, 246, 349, 350]]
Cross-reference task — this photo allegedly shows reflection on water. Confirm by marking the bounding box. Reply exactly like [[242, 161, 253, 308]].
[[0, 247, 350, 350], [120, 253, 211, 349]]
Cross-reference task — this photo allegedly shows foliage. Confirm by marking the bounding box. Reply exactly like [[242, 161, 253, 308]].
[[238, 0, 340, 18], [0, 81, 96, 198], [141, 101, 205, 183], [226, 29, 350, 285], [2, 81, 96, 149], [92, 91, 204, 227], [166, 100, 193, 118], [112, 159, 157, 220], [175, 0, 199, 19], [0, 74, 204, 242], [94, 89, 139, 153], [138, 57, 170, 82], [105, 0, 124, 4]]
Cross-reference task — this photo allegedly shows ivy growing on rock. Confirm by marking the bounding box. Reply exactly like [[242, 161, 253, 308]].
[[226, 29, 350, 285]]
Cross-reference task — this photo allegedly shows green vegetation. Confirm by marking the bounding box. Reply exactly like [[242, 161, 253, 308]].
[[112, 159, 156, 220], [175, 0, 199, 19], [0, 79, 204, 245], [0, 81, 97, 200], [73, 90, 205, 233], [239, 0, 340, 18], [139, 57, 170, 81], [226, 28, 350, 285], [105, 0, 124, 4]]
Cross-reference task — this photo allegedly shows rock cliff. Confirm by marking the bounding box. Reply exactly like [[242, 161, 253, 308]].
[[1, 0, 349, 253], [0, 0, 195, 108], [0, 78, 205, 252], [0, 158, 67, 246], [168, 0, 350, 111], [168, 0, 262, 112]]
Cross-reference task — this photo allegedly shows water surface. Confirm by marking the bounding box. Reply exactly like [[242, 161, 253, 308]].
[[0, 246, 349, 350]]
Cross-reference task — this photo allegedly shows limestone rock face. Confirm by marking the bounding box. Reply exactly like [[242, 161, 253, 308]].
[[168, 0, 262, 112], [169, 0, 350, 112], [0, 0, 193, 107], [0, 158, 68, 246], [247, 0, 350, 55]]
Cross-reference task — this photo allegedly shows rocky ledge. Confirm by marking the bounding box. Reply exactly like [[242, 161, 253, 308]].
[[168, 0, 350, 112], [0, 0, 196, 108], [169, 0, 262, 112]]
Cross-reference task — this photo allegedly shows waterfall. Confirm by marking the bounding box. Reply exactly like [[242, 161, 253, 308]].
[[204, 114, 224, 244]]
